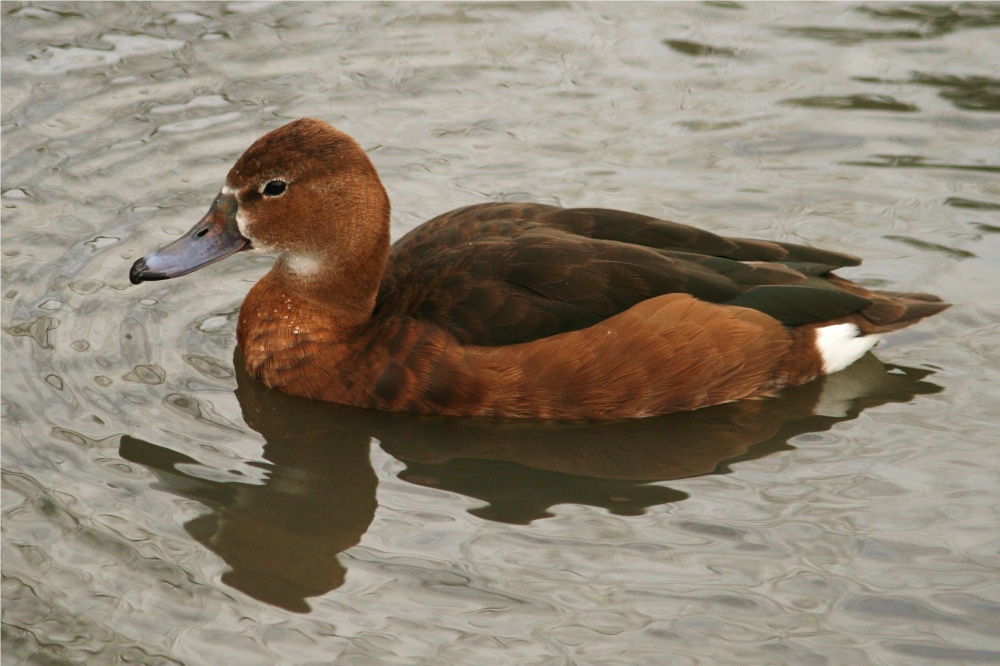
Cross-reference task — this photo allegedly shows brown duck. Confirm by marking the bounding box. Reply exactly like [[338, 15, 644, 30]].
[[130, 118, 948, 419]]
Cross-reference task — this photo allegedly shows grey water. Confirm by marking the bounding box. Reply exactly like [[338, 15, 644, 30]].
[[3, 2, 999, 664]]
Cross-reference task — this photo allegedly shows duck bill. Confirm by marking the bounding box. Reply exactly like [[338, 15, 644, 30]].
[[130, 192, 249, 284]]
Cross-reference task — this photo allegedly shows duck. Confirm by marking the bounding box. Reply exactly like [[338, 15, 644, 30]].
[[129, 118, 949, 420]]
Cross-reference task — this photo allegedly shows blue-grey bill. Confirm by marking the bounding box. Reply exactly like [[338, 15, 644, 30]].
[[130, 192, 249, 284]]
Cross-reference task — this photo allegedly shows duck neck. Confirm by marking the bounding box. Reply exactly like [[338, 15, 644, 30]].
[[272, 208, 390, 331]]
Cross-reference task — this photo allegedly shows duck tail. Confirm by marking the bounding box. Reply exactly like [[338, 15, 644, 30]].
[[822, 275, 950, 334], [859, 289, 951, 333]]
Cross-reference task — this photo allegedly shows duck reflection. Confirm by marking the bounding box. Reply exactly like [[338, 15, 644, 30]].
[[120, 350, 939, 612]]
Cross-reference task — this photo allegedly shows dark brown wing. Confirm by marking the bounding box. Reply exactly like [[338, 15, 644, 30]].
[[375, 203, 871, 345]]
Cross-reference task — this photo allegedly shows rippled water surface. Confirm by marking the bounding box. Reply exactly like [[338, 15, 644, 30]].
[[3, 2, 1000, 664]]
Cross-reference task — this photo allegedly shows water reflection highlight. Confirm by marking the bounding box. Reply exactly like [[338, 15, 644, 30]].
[[121, 351, 939, 612]]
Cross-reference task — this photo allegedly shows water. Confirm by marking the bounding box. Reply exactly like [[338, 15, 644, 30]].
[[3, 2, 999, 664]]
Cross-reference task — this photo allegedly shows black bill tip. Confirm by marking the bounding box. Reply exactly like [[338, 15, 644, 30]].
[[129, 257, 167, 285]]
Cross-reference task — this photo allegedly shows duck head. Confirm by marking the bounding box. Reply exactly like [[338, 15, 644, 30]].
[[130, 118, 390, 304]]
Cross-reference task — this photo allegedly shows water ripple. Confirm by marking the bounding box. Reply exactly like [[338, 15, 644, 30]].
[[3, 2, 996, 664]]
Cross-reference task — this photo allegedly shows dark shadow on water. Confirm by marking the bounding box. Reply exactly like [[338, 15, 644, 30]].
[[781, 94, 918, 113], [783, 2, 1000, 44], [854, 73, 1000, 113], [841, 154, 1000, 174], [119, 351, 941, 612], [662, 39, 737, 58]]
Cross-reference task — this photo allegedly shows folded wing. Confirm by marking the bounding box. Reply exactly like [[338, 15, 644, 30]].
[[376, 203, 871, 346]]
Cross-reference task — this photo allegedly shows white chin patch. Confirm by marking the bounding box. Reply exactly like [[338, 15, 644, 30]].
[[815, 323, 883, 375], [235, 208, 251, 239], [234, 209, 272, 252]]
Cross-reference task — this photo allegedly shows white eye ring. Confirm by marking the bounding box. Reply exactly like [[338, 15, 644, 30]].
[[261, 179, 288, 197]]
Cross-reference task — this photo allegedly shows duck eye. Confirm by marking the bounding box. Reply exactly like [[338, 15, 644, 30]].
[[262, 180, 287, 197]]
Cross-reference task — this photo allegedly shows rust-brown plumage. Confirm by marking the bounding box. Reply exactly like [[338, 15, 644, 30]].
[[134, 118, 949, 419]]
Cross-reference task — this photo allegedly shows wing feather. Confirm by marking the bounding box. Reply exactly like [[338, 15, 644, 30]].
[[375, 203, 872, 345]]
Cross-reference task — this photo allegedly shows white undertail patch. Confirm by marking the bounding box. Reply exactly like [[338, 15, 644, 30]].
[[815, 323, 884, 375]]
